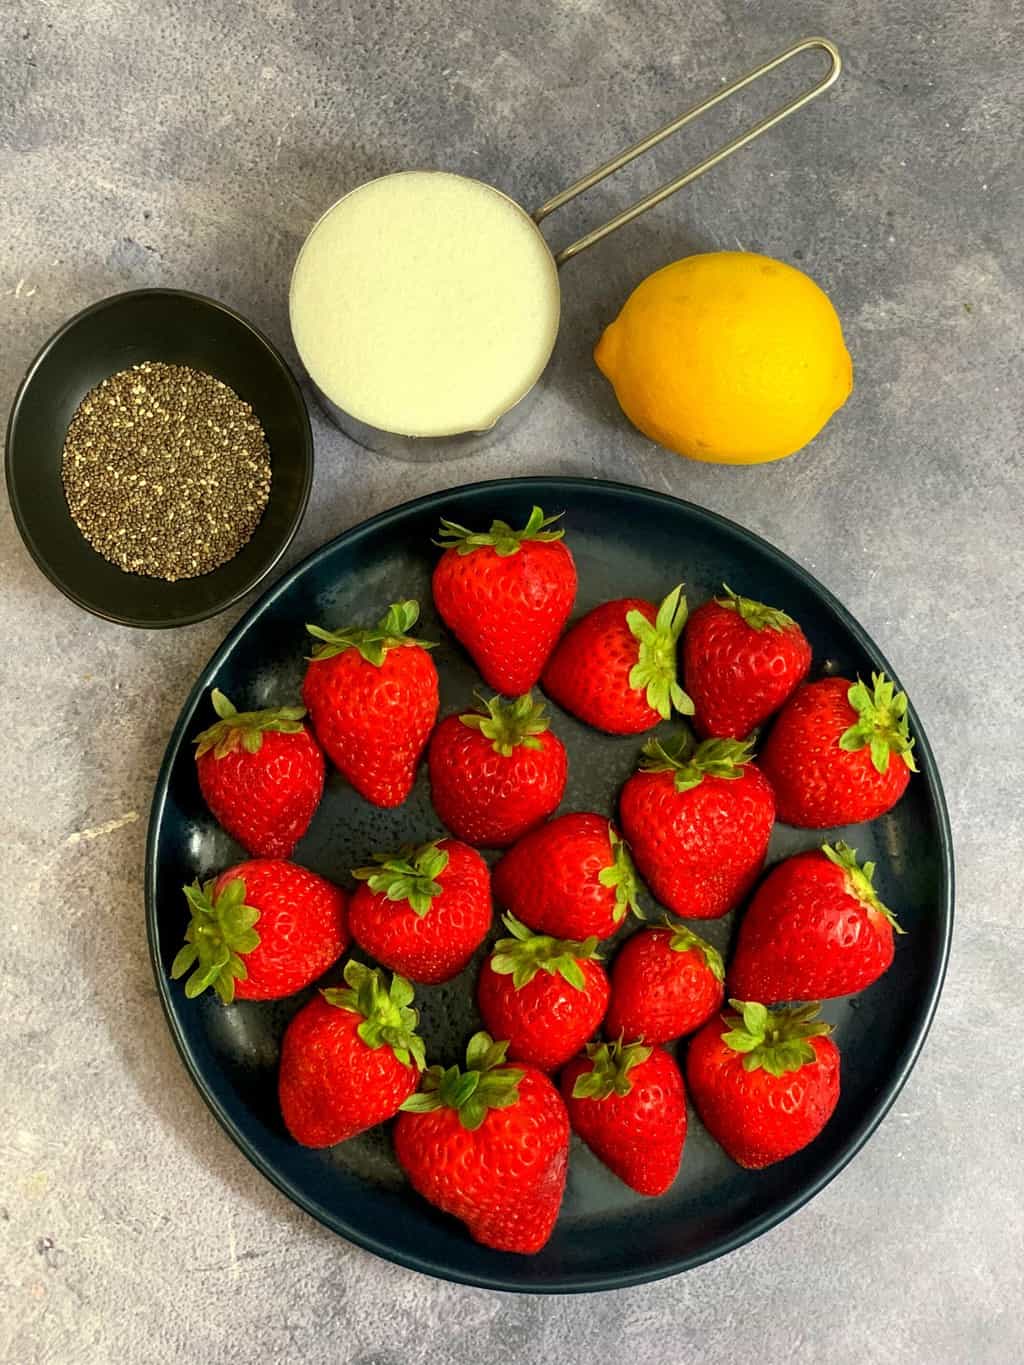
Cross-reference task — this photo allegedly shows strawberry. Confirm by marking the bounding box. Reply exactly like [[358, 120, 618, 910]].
[[349, 838, 492, 984], [278, 961, 426, 1148], [302, 599, 438, 808], [492, 813, 642, 941], [683, 586, 812, 739], [605, 922, 724, 1044], [476, 914, 609, 1071], [432, 506, 577, 695], [618, 734, 775, 919], [759, 672, 917, 827], [428, 692, 567, 847], [686, 999, 840, 1168], [542, 585, 693, 734], [729, 842, 904, 1003], [193, 688, 325, 858], [395, 1032, 569, 1253], [171, 859, 347, 1003], [561, 1040, 687, 1195]]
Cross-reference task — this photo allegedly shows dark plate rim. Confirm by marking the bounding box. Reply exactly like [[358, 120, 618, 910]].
[[4, 287, 314, 630], [144, 475, 954, 1293]]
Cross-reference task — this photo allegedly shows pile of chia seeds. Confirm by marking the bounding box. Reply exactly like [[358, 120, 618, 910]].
[[61, 361, 272, 581]]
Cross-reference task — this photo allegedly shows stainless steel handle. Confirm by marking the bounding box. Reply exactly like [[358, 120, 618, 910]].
[[533, 36, 841, 267]]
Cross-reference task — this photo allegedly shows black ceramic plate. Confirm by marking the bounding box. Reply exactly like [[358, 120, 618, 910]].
[[5, 289, 312, 628], [146, 477, 953, 1292]]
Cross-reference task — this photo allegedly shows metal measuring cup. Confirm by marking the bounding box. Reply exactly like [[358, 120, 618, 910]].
[[291, 36, 841, 460]]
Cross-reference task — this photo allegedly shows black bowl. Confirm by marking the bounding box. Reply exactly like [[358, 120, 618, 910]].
[[147, 477, 953, 1292], [5, 289, 313, 628]]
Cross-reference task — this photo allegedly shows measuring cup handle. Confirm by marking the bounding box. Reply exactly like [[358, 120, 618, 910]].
[[533, 36, 841, 267]]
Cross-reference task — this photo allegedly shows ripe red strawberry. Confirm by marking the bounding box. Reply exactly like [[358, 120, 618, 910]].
[[193, 688, 325, 858], [605, 922, 724, 1044], [171, 859, 347, 1003], [349, 838, 492, 984], [759, 673, 917, 827], [561, 1040, 687, 1195], [477, 914, 609, 1071], [395, 1032, 569, 1253], [683, 586, 812, 739], [428, 692, 567, 847], [542, 585, 693, 734], [686, 999, 840, 1168], [302, 599, 438, 808], [619, 734, 775, 919], [493, 813, 642, 941], [432, 506, 577, 695], [729, 842, 904, 1003], [278, 961, 425, 1147]]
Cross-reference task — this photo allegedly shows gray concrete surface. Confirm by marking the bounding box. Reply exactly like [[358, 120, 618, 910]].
[[2, 2, 1021, 1362]]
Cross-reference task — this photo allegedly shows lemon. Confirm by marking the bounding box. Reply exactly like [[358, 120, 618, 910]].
[[594, 251, 853, 464]]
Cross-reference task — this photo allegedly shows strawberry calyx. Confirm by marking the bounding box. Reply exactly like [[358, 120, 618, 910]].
[[839, 672, 918, 776], [626, 585, 694, 720], [822, 842, 905, 935], [436, 504, 565, 558], [639, 731, 755, 793], [459, 691, 551, 756], [662, 919, 725, 981], [596, 825, 644, 923], [170, 876, 260, 1004], [715, 584, 796, 633], [352, 840, 449, 918], [193, 688, 307, 759], [322, 960, 426, 1070], [306, 600, 437, 667], [571, 1038, 653, 1100], [399, 1031, 524, 1130], [721, 999, 831, 1078], [490, 913, 601, 990]]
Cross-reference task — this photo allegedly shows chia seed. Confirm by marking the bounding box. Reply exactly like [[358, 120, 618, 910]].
[[61, 361, 272, 581]]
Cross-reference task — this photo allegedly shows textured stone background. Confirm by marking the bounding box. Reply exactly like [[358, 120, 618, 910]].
[[2, 2, 1021, 1362]]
